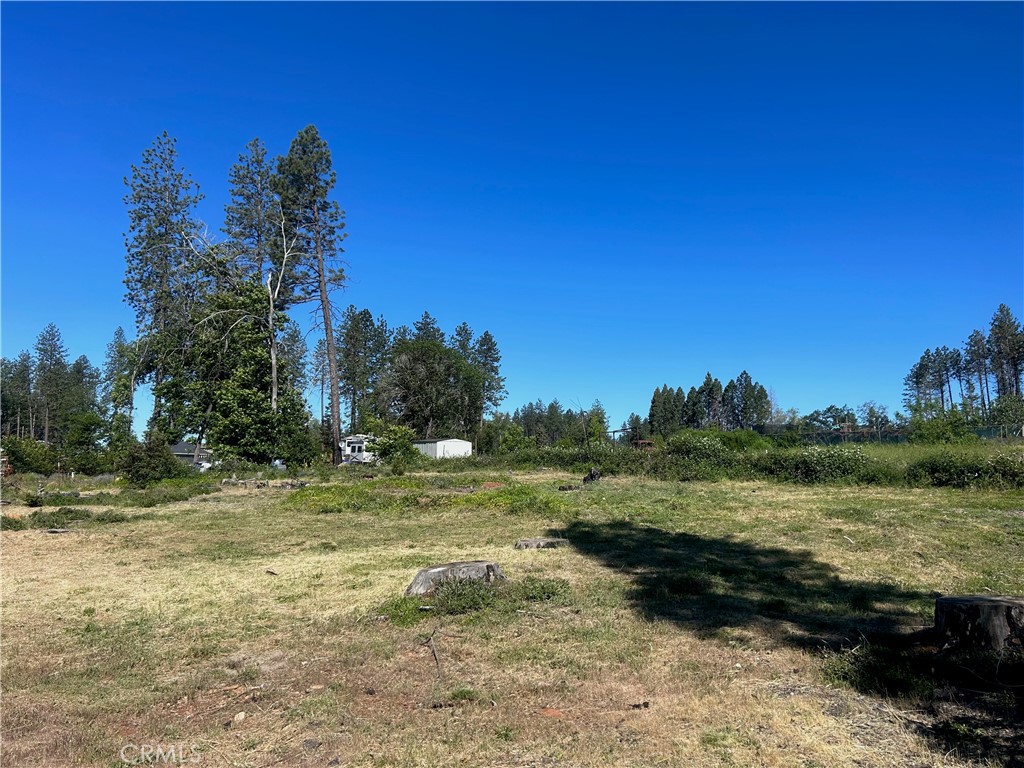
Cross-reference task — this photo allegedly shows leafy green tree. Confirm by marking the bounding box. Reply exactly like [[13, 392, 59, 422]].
[[803, 404, 856, 431], [378, 339, 483, 439], [856, 401, 891, 437], [366, 422, 418, 474], [907, 403, 977, 444], [224, 137, 304, 413], [273, 125, 347, 463], [101, 327, 144, 454]]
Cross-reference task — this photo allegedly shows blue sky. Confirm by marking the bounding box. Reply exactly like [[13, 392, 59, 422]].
[[2, 2, 1022, 431]]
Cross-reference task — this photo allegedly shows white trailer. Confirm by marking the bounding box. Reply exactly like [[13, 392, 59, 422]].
[[412, 438, 473, 459]]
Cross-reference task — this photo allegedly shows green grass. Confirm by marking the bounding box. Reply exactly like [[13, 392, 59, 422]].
[[2, 469, 1021, 768]]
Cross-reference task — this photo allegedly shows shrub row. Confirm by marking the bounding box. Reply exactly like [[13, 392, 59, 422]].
[[456, 434, 1023, 489]]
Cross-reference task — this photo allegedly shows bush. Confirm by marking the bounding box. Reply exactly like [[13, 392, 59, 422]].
[[27, 506, 94, 528], [1, 515, 27, 531], [367, 424, 420, 475], [1, 437, 58, 475], [908, 450, 988, 489], [115, 434, 194, 488], [716, 429, 773, 452], [663, 432, 735, 480], [746, 445, 868, 484], [371, 576, 574, 626]]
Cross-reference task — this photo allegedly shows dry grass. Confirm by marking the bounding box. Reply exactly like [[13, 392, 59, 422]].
[[2, 470, 1021, 767]]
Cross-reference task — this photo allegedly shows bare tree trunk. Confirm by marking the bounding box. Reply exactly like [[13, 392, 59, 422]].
[[267, 274, 279, 413], [192, 401, 214, 464]]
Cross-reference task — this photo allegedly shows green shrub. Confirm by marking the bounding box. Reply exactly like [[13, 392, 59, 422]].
[[27, 506, 93, 528], [746, 445, 868, 484], [370, 576, 574, 626], [663, 432, 735, 480], [433, 578, 502, 614], [985, 450, 1024, 488], [1, 436, 58, 475], [716, 429, 773, 452], [908, 450, 988, 489], [1, 515, 27, 531], [367, 424, 420, 475], [115, 435, 195, 488]]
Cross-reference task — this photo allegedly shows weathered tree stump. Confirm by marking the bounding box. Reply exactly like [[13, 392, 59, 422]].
[[582, 468, 601, 484], [405, 561, 506, 596], [514, 537, 569, 550], [934, 595, 1024, 652]]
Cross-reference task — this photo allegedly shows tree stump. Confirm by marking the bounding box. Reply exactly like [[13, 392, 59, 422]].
[[405, 561, 506, 596], [934, 595, 1024, 652]]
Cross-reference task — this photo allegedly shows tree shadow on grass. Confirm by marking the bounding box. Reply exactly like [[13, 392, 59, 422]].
[[552, 519, 928, 647], [551, 519, 1023, 766]]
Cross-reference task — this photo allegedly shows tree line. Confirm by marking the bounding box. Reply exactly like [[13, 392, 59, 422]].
[[903, 303, 1024, 427], [1, 126, 505, 472]]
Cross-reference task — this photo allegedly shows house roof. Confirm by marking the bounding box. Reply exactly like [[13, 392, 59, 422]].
[[412, 438, 472, 444]]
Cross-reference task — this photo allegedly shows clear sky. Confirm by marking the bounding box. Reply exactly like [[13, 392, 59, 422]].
[[2, 2, 1022, 431]]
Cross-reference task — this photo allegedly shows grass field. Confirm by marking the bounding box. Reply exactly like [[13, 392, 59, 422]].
[[2, 469, 1022, 767]]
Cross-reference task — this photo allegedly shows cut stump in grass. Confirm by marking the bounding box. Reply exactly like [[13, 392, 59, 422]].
[[514, 537, 569, 550], [934, 595, 1024, 652], [405, 561, 506, 596]]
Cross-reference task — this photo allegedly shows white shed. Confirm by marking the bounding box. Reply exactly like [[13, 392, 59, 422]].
[[413, 438, 473, 459]]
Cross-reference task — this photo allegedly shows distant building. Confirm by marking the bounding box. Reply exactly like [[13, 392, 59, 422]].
[[340, 434, 377, 464], [413, 438, 473, 459], [169, 443, 213, 466]]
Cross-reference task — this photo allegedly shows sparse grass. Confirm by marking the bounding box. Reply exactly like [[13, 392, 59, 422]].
[[1, 470, 1021, 767]]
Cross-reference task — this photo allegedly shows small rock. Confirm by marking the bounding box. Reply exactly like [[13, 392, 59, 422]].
[[514, 537, 569, 550], [364, 687, 376, 695], [302, 738, 322, 752], [233, 711, 246, 726], [265, 568, 279, 575]]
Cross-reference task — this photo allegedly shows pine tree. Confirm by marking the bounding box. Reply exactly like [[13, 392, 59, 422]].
[[273, 125, 347, 463], [338, 306, 390, 432], [988, 304, 1023, 400], [413, 311, 446, 344], [472, 330, 506, 419], [33, 324, 69, 445], [122, 132, 203, 427]]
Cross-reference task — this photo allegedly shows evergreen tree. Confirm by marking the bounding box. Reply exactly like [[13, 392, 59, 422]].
[[378, 339, 483, 439], [122, 132, 204, 427], [33, 324, 69, 445], [413, 311, 446, 344], [338, 306, 390, 432], [273, 125, 347, 463], [0, 352, 34, 438], [988, 303, 1023, 400], [472, 330, 506, 419], [963, 330, 992, 417]]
